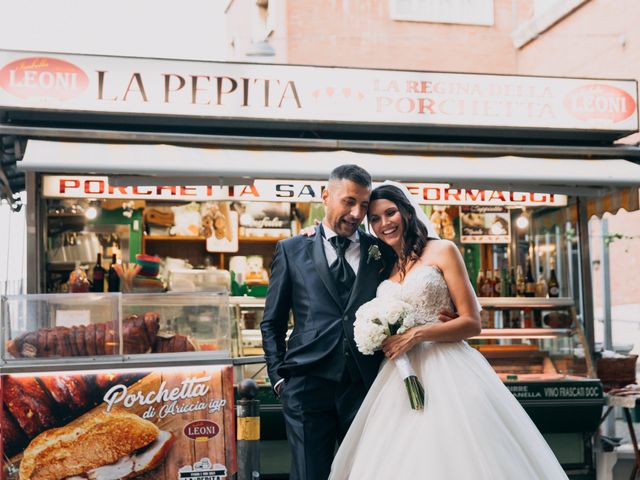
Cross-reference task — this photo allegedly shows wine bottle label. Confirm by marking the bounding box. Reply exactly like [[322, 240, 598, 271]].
[[549, 286, 560, 296]]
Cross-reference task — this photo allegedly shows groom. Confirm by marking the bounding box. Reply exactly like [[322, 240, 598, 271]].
[[261, 164, 391, 480]]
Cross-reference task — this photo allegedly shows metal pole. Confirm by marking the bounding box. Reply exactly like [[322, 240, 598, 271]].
[[601, 218, 613, 352], [237, 379, 261, 480], [25, 172, 41, 293], [601, 217, 616, 438], [576, 197, 596, 359]]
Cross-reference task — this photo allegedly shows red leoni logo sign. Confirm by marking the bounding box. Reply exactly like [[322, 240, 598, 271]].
[[0, 57, 89, 100], [183, 420, 220, 441], [564, 84, 636, 123]]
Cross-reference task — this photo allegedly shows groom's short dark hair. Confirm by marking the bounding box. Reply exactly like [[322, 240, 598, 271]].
[[329, 164, 372, 188]]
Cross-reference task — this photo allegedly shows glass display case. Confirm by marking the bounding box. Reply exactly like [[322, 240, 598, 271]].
[[470, 297, 594, 381], [226, 295, 604, 477], [229, 296, 292, 386], [1, 292, 231, 362], [471, 297, 603, 476], [0, 291, 237, 480]]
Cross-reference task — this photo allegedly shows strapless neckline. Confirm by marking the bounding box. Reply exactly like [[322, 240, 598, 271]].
[[383, 264, 442, 287]]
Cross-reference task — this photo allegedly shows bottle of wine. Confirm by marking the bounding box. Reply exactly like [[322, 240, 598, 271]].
[[493, 269, 502, 297], [516, 266, 525, 297], [499, 268, 509, 297], [91, 253, 106, 292], [509, 268, 517, 297], [535, 266, 548, 298], [107, 254, 120, 292], [548, 266, 560, 298], [482, 270, 495, 297], [525, 259, 536, 297], [476, 270, 485, 296]]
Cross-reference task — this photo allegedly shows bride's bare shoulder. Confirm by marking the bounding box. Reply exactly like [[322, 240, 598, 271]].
[[420, 239, 461, 268], [423, 239, 458, 255]]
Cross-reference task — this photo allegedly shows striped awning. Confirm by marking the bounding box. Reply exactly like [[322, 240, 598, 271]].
[[558, 187, 640, 228], [584, 187, 640, 218]]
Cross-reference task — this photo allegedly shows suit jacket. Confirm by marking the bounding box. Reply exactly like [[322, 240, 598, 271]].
[[261, 228, 392, 389]]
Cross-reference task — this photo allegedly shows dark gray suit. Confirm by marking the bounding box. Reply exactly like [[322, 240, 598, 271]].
[[261, 228, 391, 480]]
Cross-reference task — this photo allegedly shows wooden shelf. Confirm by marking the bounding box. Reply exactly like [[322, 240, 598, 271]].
[[47, 213, 87, 219], [478, 297, 575, 309], [143, 236, 288, 243], [472, 328, 573, 339], [238, 236, 289, 243], [47, 262, 85, 271], [144, 235, 205, 241]]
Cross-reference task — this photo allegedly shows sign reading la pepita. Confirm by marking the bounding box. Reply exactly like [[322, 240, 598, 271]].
[[0, 50, 637, 133]]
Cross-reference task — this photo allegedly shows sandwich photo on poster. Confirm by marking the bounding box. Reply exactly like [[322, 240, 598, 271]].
[[202, 202, 239, 253], [460, 205, 511, 244], [1, 365, 236, 480]]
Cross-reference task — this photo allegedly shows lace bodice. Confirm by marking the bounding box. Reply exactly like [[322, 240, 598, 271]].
[[377, 265, 454, 326]]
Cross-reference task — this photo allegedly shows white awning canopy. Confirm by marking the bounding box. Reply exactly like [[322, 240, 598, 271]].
[[19, 140, 640, 196]]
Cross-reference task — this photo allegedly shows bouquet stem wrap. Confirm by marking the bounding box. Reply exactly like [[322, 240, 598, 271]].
[[394, 353, 425, 410]]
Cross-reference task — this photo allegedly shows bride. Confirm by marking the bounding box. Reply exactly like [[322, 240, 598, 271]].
[[329, 182, 568, 480]]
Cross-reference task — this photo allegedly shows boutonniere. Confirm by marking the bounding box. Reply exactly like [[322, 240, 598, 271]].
[[367, 244, 382, 264]]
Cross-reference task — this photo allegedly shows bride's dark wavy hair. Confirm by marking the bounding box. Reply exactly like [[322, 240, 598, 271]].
[[369, 185, 430, 278]]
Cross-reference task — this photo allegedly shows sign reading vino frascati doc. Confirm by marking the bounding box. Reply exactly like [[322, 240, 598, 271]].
[[0, 50, 637, 133]]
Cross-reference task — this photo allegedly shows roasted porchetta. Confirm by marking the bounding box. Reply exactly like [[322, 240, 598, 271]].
[[6, 313, 196, 358], [1, 372, 144, 458]]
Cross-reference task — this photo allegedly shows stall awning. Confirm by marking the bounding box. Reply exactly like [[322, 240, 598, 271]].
[[585, 187, 640, 217], [19, 140, 640, 199]]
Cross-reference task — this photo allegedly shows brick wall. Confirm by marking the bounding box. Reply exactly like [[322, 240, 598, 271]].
[[516, 0, 640, 308], [284, 0, 528, 73]]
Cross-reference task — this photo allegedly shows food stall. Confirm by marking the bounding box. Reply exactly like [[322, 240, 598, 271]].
[[0, 291, 236, 480], [1, 49, 640, 479]]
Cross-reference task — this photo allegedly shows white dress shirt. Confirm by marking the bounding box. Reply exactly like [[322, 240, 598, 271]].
[[321, 223, 361, 275]]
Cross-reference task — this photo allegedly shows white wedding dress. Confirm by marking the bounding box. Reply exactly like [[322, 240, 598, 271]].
[[330, 265, 568, 480]]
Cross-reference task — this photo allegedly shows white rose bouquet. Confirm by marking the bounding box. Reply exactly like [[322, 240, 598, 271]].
[[354, 297, 425, 410]]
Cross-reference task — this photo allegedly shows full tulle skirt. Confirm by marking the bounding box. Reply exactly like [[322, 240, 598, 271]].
[[329, 341, 568, 480]]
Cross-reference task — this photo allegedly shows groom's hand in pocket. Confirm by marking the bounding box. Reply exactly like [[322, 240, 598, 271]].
[[274, 379, 285, 398], [438, 309, 458, 323]]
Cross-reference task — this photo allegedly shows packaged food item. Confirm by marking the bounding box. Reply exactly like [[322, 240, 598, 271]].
[[171, 202, 201, 236], [68, 263, 90, 293]]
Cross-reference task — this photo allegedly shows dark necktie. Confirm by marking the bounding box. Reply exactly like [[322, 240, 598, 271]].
[[329, 235, 356, 305]]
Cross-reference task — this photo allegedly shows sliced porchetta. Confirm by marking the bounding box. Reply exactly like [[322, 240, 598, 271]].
[[80, 430, 174, 480]]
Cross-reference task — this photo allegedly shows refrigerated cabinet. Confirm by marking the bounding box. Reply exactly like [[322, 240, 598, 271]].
[[472, 297, 604, 479], [229, 295, 604, 479]]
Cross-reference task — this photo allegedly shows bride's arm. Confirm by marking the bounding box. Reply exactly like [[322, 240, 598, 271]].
[[382, 241, 481, 359]]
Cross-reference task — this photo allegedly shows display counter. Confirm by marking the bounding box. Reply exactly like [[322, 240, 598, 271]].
[[472, 297, 604, 479], [230, 295, 605, 479], [0, 292, 236, 480]]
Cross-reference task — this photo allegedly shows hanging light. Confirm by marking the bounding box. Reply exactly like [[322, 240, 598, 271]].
[[516, 210, 529, 230], [85, 200, 100, 220]]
